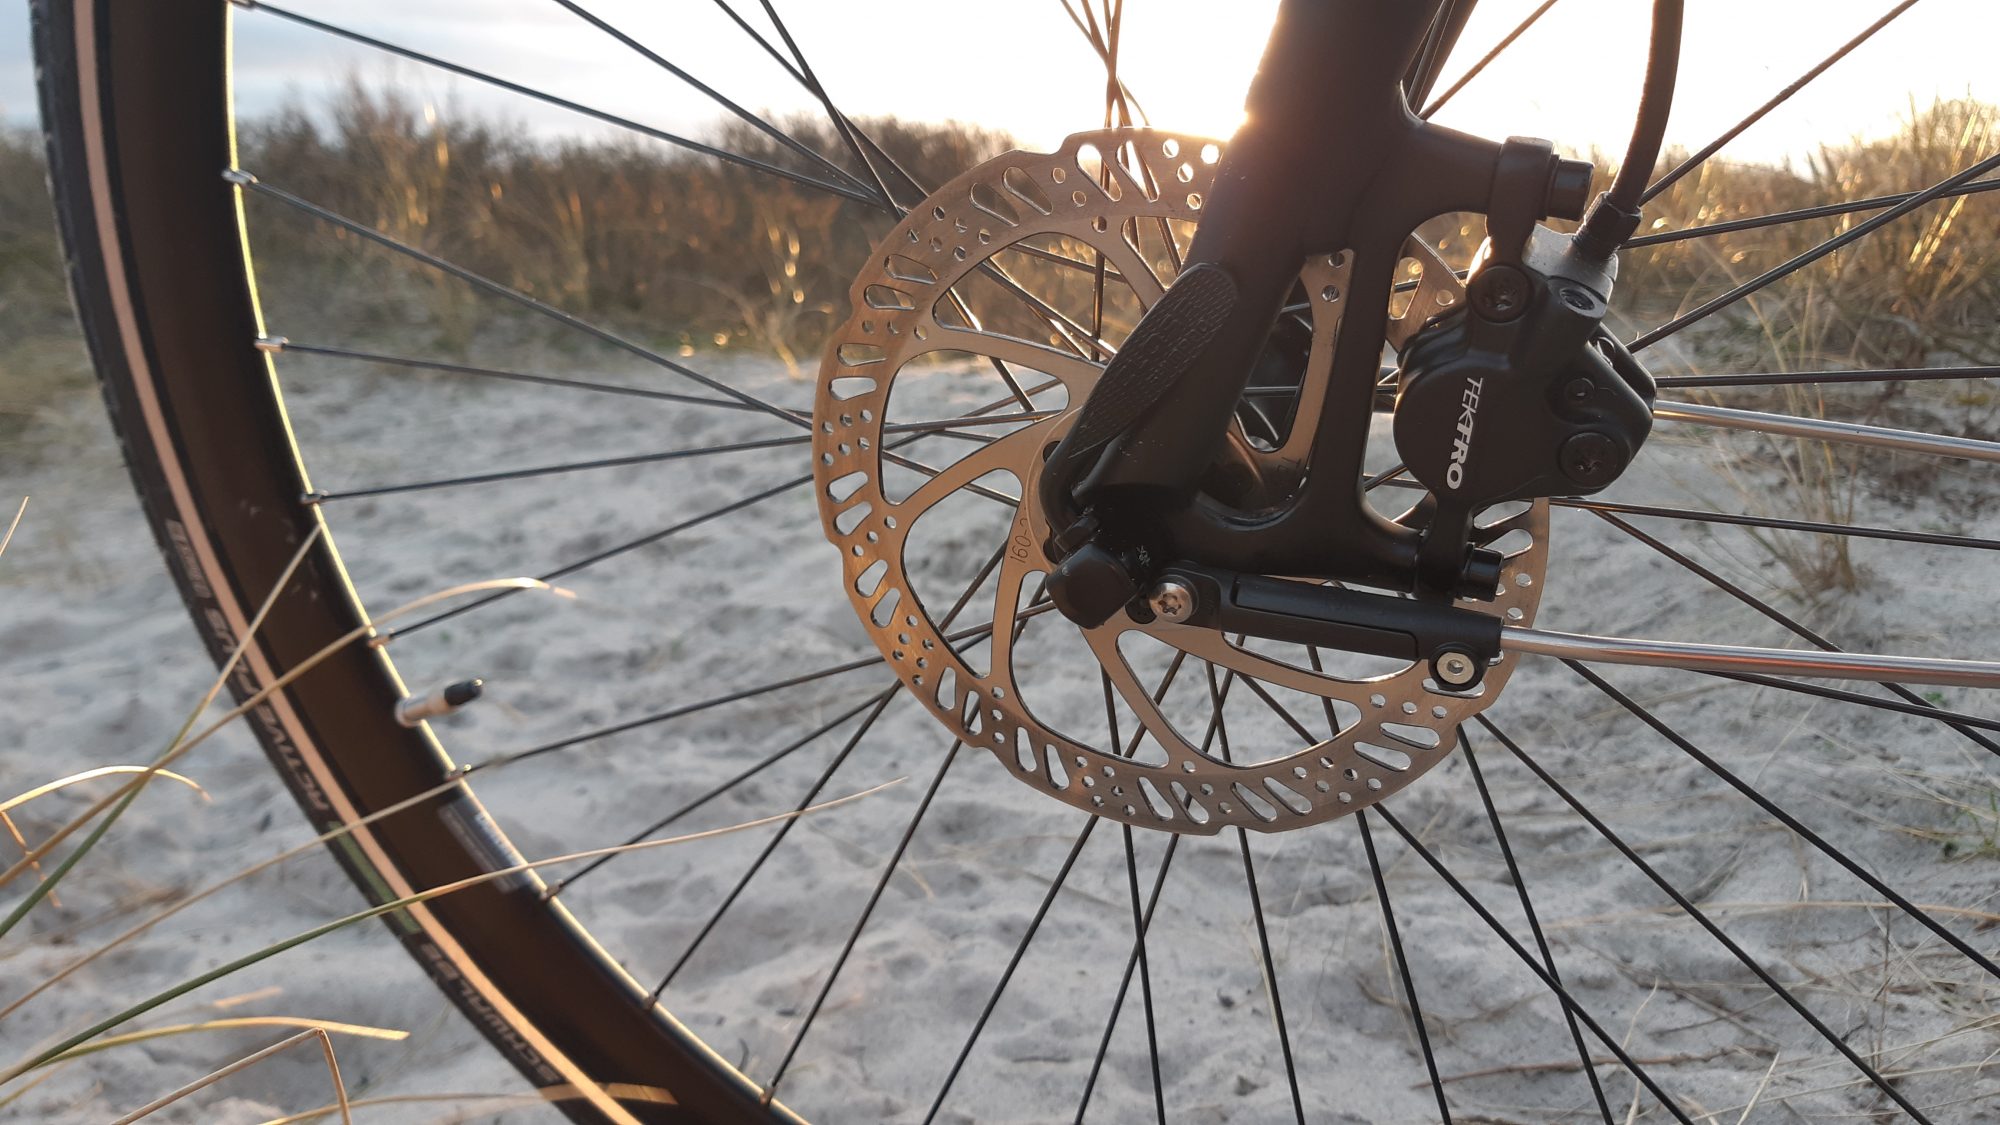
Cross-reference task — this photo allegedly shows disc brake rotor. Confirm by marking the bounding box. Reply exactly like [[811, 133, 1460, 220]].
[[813, 128, 1548, 834]]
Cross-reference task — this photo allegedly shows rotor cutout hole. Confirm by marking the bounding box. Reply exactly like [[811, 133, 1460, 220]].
[[1485, 528, 1535, 558], [1014, 727, 1037, 773], [970, 180, 1022, 226], [1387, 257, 1424, 320], [1002, 166, 1053, 214], [870, 586, 903, 628], [1075, 144, 1125, 200], [1263, 776, 1312, 815], [1170, 781, 1210, 825], [828, 470, 868, 503], [1045, 745, 1070, 789], [884, 254, 938, 284], [1120, 141, 1162, 201], [855, 558, 889, 598], [828, 376, 876, 400], [833, 501, 872, 536], [1138, 776, 1175, 820], [864, 285, 915, 311], [1380, 722, 1443, 750], [1475, 500, 1532, 528], [1355, 742, 1412, 771], [1230, 782, 1279, 822]]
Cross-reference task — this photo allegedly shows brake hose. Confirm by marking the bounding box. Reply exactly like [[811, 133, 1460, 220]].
[[1575, 0, 1685, 258]]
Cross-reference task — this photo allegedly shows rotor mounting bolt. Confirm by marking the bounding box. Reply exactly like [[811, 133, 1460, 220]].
[[1146, 578, 1196, 624], [1560, 431, 1621, 487], [1469, 265, 1530, 322], [1434, 650, 1479, 688]]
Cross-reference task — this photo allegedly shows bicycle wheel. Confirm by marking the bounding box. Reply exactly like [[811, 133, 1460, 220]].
[[35, 0, 2000, 1122]]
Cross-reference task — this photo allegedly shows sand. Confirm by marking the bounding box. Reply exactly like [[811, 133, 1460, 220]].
[[3, 332, 1997, 1123]]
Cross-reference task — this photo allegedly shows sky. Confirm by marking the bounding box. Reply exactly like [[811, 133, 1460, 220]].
[[1, 2, 1993, 171]]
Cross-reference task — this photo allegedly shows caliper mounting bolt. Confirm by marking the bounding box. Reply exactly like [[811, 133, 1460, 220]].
[[1146, 578, 1197, 624]]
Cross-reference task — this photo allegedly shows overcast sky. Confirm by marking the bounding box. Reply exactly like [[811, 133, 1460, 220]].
[[3, 2, 1993, 169]]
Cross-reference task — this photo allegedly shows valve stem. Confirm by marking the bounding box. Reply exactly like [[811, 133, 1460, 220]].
[[395, 678, 484, 727]]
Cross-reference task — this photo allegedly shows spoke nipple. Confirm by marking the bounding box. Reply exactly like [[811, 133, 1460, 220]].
[[366, 629, 395, 649], [221, 167, 259, 186], [1145, 578, 1196, 624], [255, 335, 288, 353], [300, 490, 326, 506], [395, 678, 485, 728]]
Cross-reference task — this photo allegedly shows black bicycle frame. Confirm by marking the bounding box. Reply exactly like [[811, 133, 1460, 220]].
[[1070, 0, 1518, 591]]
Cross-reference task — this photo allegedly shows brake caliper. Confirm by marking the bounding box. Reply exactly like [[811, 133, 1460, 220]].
[[1393, 140, 1656, 596]]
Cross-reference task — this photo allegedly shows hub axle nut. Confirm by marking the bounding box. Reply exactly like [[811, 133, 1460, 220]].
[[1433, 650, 1480, 688]]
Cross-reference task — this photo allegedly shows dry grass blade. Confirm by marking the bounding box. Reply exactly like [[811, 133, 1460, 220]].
[[0, 777, 903, 1086], [0, 567, 565, 906], [256, 1081, 678, 1124], [0, 496, 25, 563], [1, 766, 208, 815], [0, 524, 324, 929], [1549, 899, 2000, 929], [109, 1027, 353, 1125], [43, 1015, 408, 1066], [2, 775, 472, 1020]]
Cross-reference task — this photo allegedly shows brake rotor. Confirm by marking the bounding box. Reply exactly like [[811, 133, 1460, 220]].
[[812, 128, 1548, 833]]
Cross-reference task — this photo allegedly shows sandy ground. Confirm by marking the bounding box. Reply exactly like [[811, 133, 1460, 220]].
[[3, 323, 1999, 1124]]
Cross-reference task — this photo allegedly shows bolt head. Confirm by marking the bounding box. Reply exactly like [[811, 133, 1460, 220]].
[[1146, 579, 1196, 624], [1564, 377, 1596, 401], [1560, 431, 1622, 488], [1435, 651, 1478, 687], [1469, 266, 1530, 322]]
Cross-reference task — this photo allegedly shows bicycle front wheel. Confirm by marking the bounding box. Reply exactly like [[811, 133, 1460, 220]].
[[36, 1, 2000, 1122]]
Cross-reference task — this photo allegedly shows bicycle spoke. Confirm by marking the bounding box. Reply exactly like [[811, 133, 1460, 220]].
[[1375, 477, 2000, 553], [547, 0, 871, 195], [1368, 802, 1695, 1125], [1420, 0, 1563, 118], [1206, 663, 1306, 1124], [480, 608, 1044, 778], [1072, 834, 1182, 1125], [1629, 151, 2000, 351], [1118, 824, 1168, 1125], [1563, 661, 2000, 983], [1655, 363, 2000, 389], [238, 177, 816, 429], [311, 435, 811, 501], [1590, 509, 2000, 758], [1357, 810, 1453, 1124], [269, 340, 766, 413], [1459, 729, 1615, 1125], [1693, 670, 2000, 733], [543, 688, 896, 897], [648, 542, 1006, 997], [1641, 0, 1926, 203], [1471, 715, 1941, 1124], [920, 815, 1102, 1125], [1628, 178, 2000, 250], [650, 685, 901, 999], [237, 1, 880, 206], [762, 740, 965, 1101]]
